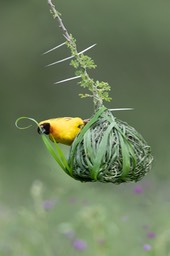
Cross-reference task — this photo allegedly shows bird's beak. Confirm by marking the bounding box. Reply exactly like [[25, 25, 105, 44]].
[[37, 125, 45, 134], [83, 118, 90, 125]]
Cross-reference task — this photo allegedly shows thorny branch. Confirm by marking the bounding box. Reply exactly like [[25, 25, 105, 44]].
[[47, 0, 73, 43], [47, 0, 112, 110]]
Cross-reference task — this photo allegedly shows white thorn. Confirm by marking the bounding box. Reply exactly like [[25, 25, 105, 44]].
[[54, 75, 81, 84], [46, 55, 74, 67], [109, 108, 134, 111], [42, 42, 66, 55], [78, 43, 96, 55], [46, 43, 97, 67]]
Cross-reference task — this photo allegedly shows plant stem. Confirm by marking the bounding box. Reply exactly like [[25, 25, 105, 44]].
[[47, 0, 72, 43], [47, 0, 111, 110], [47, 1, 76, 72]]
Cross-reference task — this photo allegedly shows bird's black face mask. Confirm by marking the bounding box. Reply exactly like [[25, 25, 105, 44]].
[[37, 123, 50, 135]]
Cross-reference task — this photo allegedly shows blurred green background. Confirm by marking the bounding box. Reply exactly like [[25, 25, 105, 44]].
[[0, 0, 170, 255]]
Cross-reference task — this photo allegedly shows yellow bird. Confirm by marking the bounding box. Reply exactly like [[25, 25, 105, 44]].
[[38, 117, 88, 146]]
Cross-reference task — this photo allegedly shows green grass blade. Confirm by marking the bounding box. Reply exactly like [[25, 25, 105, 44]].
[[69, 106, 107, 169], [91, 122, 115, 180], [52, 137, 72, 176], [15, 116, 39, 129], [118, 134, 131, 180], [15, 116, 71, 175], [41, 135, 66, 171]]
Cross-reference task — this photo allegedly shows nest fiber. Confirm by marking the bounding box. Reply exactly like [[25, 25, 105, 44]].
[[67, 107, 153, 184]]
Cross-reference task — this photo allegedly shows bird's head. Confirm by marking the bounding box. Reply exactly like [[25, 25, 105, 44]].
[[37, 122, 51, 135]]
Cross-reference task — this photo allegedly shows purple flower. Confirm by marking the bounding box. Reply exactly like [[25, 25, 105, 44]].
[[143, 244, 152, 251], [147, 231, 156, 239], [42, 199, 56, 210], [134, 185, 143, 194], [73, 239, 87, 251]]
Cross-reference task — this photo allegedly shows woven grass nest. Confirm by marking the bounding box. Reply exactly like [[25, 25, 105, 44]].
[[67, 106, 153, 184]]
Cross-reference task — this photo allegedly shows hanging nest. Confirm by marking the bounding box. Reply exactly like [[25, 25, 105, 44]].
[[67, 106, 153, 184]]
